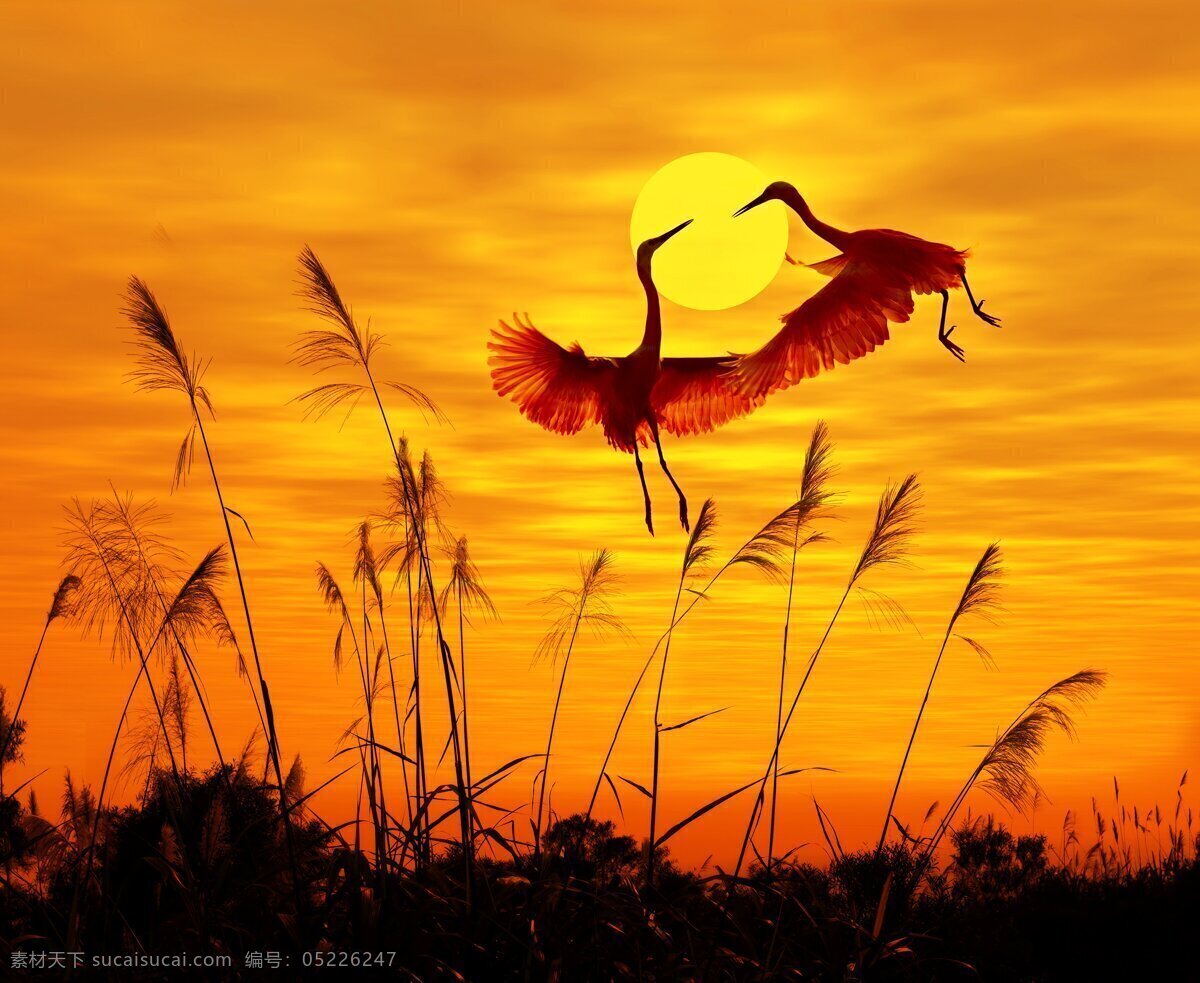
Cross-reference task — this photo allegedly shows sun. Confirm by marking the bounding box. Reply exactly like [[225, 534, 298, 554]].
[[630, 152, 787, 311]]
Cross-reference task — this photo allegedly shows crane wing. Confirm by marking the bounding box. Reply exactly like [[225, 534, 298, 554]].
[[488, 316, 617, 436], [729, 264, 915, 399], [652, 356, 763, 437]]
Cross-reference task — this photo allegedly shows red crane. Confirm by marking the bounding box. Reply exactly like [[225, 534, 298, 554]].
[[729, 181, 1000, 398], [489, 220, 760, 535], [489, 187, 1000, 535]]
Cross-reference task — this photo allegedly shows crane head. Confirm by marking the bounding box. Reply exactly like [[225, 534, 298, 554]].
[[734, 181, 795, 217], [636, 218, 693, 272]]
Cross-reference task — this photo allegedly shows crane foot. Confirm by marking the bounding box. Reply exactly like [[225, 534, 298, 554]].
[[939, 325, 966, 362], [972, 299, 1001, 327]]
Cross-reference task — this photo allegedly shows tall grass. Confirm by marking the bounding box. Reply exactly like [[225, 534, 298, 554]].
[[876, 543, 1002, 854], [105, 492, 232, 781], [316, 558, 389, 878], [359, 521, 414, 842], [733, 473, 922, 875], [646, 500, 716, 883], [293, 248, 477, 896], [533, 549, 625, 865], [3, 264, 1174, 978], [922, 668, 1109, 865], [585, 422, 835, 821], [440, 536, 496, 849], [122, 280, 298, 896], [379, 441, 442, 864], [755, 422, 835, 869], [61, 497, 233, 941], [0, 575, 79, 791]]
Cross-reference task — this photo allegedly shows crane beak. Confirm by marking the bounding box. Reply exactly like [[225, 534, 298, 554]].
[[656, 218, 693, 244], [734, 192, 769, 217], [639, 218, 693, 259]]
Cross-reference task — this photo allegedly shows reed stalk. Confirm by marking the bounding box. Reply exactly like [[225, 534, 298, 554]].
[[122, 279, 300, 908], [0, 576, 79, 789], [875, 543, 1002, 855], [732, 474, 920, 876], [586, 423, 835, 822], [919, 669, 1107, 871], [534, 549, 624, 866], [106, 494, 232, 781], [293, 248, 472, 893], [440, 537, 497, 852], [647, 502, 716, 883]]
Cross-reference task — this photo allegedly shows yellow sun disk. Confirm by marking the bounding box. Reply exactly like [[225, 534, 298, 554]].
[[630, 152, 788, 311]]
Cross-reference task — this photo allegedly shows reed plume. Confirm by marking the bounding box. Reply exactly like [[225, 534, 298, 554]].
[[0, 687, 26, 782], [728, 422, 835, 583], [923, 669, 1108, 866], [376, 439, 446, 864], [851, 474, 921, 581], [104, 491, 232, 773], [64, 498, 182, 782], [73, 518, 232, 817], [121, 651, 192, 796], [876, 542, 1003, 854], [292, 246, 445, 425]]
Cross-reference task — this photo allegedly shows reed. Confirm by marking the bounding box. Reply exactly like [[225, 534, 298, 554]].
[[103, 492, 232, 781], [359, 521, 414, 843], [916, 668, 1108, 876], [121, 279, 298, 898], [377, 439, 437, 863], [62, 499, 232, 942], [733, 473, 921, 876], [317, 559, 389, 870], [294, 247, 473, 895], [439, 536, 497, 850], [0, 575, 80, 791], [585, 422, 836, 820], [647, 500, 716, 883], [534, 549, 625, 865], [761, 422, 836, 869], [876, 542, 1003, 854]]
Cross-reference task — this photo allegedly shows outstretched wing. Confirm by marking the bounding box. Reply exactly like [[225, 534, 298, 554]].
[[729, 264, 915, 399], [488, 316, 617, 436], [652, 356, 763, 437]]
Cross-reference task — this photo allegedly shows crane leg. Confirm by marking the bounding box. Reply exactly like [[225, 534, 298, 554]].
[[633, 443, 654, 536], [937, 290, 965, 362], [649, 420, 689, 532], [960, 271, 1001, 327]]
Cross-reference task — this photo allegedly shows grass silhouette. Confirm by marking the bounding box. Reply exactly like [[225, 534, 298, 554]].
[[0, 270, 1192, 980]]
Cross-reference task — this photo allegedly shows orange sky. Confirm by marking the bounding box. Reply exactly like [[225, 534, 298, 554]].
[[1, 1, 1197, 867]]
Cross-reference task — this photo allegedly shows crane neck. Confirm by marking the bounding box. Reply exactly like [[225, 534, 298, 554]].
[[780, 186, 851, 250], [638, 264, 663, 352]]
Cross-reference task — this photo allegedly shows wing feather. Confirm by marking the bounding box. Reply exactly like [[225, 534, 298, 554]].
[[652, 356, 762, 437], [729, 264, 915, 399], [488, 317, 616, 435]]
